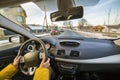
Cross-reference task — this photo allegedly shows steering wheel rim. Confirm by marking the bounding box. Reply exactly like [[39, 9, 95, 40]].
[[18, 39, 48, 76]]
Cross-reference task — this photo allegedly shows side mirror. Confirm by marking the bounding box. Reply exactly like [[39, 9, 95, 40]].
[[9, 35, 24, 43], [50, 6, 83, 22]]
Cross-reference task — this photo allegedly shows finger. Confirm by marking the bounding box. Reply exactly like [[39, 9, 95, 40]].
[[44, 58, 50, 67], [18, 56, 22, 60], [14, 55, 19, 60], [17, 54, 21, 58], [43, 58, 50, 67], [45, 58, 50, 64], [16, 56, 22, 61], [17, 53, 20, 56]]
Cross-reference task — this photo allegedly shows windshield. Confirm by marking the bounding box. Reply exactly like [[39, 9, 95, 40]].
[[0, 0, 120, 40]]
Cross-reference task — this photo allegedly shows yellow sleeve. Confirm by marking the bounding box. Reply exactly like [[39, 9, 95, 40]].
[[33, 67, 49, 80], [0, 63, 18, 80]]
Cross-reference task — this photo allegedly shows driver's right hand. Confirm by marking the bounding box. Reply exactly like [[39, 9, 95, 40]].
[[39, 54, 50, 68]]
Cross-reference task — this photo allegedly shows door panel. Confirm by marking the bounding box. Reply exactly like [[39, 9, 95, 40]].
[[0, 45, 20, 70]]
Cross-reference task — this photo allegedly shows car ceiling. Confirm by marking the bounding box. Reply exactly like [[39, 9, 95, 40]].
[[0, 0, 33, 8], [0, 0, 100, 11], [35, 0, 100, 11]]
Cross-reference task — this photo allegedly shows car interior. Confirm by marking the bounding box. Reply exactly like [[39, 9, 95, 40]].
[[0, 0, 120, 80]]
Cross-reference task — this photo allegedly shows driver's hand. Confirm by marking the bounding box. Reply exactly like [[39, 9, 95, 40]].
[[40, 54, 50, 68], [13, 55, 22, 68]]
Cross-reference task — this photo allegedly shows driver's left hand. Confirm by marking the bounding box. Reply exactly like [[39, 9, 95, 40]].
[[13, 55, 22, 68]]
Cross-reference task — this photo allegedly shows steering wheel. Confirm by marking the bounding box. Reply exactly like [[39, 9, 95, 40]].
[[18, 39, 48, 76]]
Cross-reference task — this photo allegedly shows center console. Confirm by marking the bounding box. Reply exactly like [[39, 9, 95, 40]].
[[57, 62, 78, 78]]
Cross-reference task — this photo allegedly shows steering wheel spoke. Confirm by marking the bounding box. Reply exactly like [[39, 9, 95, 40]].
[[20, 57, 25, 63], [28, 67, 36, 75]]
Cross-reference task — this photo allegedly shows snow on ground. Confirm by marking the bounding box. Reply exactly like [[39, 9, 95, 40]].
[[78, 31, 119, 39], [114, 39, 120, 46], [0, 40, 12, 46], [78, 31, 120, 46], [0, 40, 9, 44]]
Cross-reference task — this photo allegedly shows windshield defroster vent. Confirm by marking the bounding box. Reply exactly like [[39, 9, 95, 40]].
[[60, 41, 80, 47]]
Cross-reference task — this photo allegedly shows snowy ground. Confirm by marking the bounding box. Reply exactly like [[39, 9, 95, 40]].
[[77, 31, 120, 46], [78, 31, 120, 39]]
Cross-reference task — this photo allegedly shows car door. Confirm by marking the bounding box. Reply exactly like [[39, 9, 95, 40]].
[[0, 27, 21, 70]]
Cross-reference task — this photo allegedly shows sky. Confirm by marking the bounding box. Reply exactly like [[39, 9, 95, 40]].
[[21, 0, 120, 26]]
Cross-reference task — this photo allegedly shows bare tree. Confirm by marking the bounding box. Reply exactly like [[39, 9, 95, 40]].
[[107, 7, 112, 31], [114, 9, 120, 25], [78, 18, 87, 30], [63, 21, 73, 29]]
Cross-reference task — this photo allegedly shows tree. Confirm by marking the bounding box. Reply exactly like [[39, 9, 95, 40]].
[[78, 18, 87, 30], [63, 21, 73, 29], [107, 8, 112, 31]]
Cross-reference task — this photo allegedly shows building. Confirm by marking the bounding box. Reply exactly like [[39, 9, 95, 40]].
[[0, 6, 27, 39], [26, 24, 47, 34], [0, 6, 27, 26]]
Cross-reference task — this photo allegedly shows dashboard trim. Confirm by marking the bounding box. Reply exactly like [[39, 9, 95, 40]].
[[55, 54, 120, 64]]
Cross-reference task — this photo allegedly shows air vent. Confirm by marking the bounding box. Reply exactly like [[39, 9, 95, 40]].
[[70, 50, 79, 57], [57, 50, 65, 57]]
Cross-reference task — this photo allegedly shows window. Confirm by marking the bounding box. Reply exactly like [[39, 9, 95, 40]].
[[0, 27, 19, 47], [16, 7, 22, 12], [17, 16, 23, 22]]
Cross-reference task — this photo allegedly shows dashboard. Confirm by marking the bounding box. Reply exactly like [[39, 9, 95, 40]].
[[40, 30, 120, 76]]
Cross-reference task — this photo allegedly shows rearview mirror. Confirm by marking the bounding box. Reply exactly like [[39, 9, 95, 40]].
[[50, 6, 83, 22]]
